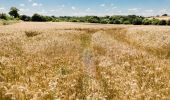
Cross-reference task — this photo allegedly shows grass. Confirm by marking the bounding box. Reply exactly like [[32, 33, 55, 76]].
[[0, 20, 20, 25], [0, 22, 169, 99]]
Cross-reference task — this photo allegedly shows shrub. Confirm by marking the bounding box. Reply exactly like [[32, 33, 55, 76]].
[[127, 15, 144, 23], [123, 20, 131, 24], [2, 20, 10, 25], [159, 20, 167, 25], [132, 18, 143, 25], [86, 16, 100, 23], [142, 19, 152, 25], [20, 15, 31, 21], [167, 20, 170, 25], [100, 19, 109, 24], [0, 13, 8, 20], [31, 14, 48, 22], [53, 19, 60, 22], [0, 20, 19, 25], [113, 19, 121, 24], [70, 19, 78, 22], [44, 16, 53, 21], [108, 20, 114, 24], [162, 14, 168, 16], [151, 19, 160, 25]]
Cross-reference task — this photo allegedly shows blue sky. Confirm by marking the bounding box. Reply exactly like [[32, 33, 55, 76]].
[[0, 0, 169, 16]]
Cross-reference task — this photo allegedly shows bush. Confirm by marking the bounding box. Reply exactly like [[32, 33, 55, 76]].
[[100, 19, 109, 24], [151, 19, 160, 25], [44, 16, 53, 21], [162, 14, 168, 16], [31, 14, 54, 22], [108, 20, 114, 24], [167, 20, 170, 25], [123, 20, 131, 24], [20, 15, 31, 21], [31, 14, 47, 22], [70, 19, 78, 22], [86, 16, 100, 23], [159, 20, 167, 25], [113, 19, 121, 24], [132, 18, 143, 25], [0, 13, 8, 20], [0, 20, 19, 25], [142, 19, 152, 25], [2, 20, 10, 25]]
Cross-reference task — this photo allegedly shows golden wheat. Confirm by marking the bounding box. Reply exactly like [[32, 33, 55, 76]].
[[0, 22, 169, 100]]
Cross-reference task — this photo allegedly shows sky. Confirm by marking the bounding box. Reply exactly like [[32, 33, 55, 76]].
[[0, 0, 170, 16]]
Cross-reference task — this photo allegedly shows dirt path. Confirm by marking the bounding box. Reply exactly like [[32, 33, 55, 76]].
[[81, 28, 130, 99], [82, 28, 146, 99]]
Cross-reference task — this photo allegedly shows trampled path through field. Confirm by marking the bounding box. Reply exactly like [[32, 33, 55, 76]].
[[81, 26, 170, 99]]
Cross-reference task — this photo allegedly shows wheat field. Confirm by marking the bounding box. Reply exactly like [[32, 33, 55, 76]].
[[0, 22, 170, 100]]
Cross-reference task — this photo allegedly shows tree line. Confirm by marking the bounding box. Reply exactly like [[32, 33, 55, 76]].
[[1, 7, 170, 25]]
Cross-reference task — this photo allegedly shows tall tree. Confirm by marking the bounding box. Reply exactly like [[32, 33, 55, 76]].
[[9, 7, 20, 18]]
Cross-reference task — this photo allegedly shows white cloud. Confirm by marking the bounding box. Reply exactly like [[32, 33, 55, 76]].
[[117, 10, 122, 13], [71, 6, 76, 10], [128, 8, 138, 11], [20, 4, 25, 7], [39, 4, 43, 6], [145, 9, 154, 13], [86, 8, 91, 12], [32, 3, 42, 7], [0, 7, 5, 10], [105, 9, 109, 11], [61, 5, 65, 8], [28, 0, 32, 2], [159, 8, 167, 14], [32, 3, 38, 6], [18, 8, 30, 15], [128, 8, 140, 13], [39, 9, 47, 15], [111, 3, 114, 6], [0, 7, 6, 13], [19, 8, 29, 12], [112, 7, 117, 9], [49, 9, 56, 12], [100, 4, 105, 7]]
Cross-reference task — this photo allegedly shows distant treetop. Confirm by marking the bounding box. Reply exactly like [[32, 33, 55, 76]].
[[162, 14, 168, 16]]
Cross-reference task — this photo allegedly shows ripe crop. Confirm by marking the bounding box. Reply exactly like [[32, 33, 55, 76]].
[[0, 22, 169, 99]]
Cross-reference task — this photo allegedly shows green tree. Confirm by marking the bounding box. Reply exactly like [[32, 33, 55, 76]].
[[162, 14, 168, 16], [9, 7, 20, 18], [86, 16, 100, 23], [159, 20, 167, 25], [20, 15, 31, 21], [31, 13, 46, 22]]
